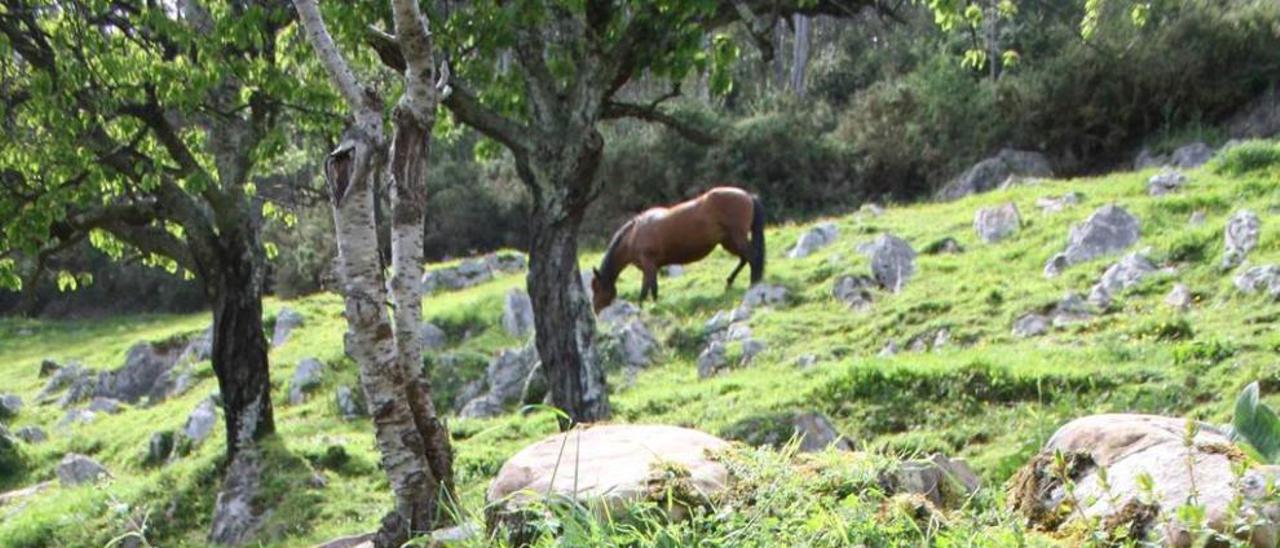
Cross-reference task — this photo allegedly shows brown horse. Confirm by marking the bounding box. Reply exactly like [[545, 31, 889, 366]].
[[590, 186, 765, 313]]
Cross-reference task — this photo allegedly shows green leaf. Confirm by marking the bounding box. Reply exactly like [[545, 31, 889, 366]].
[[1233, 381, 1280, 464]]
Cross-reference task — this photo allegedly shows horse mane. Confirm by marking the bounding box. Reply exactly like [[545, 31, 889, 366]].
[[598, 219, 634, 285]]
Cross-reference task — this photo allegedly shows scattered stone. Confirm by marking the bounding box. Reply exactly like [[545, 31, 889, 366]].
[[0, 394, 22, 419], [1146, 170, 1186, 196], [420, 322, 447, 351], [272, 308, 305, 347], [595, 301, 659, 369], [38, 359, 61, 378], [209, 450, 268, 545], [15, 426, 47, 444], [740, 339, 766, 364], [1051, 292, 1096, 327], [458, 396, 505, 419], [335, 385, 366, 420], [60, 409, 96, 426], [486, 425, 730, 538], [793, 354, 818, 368], [1012, 313, 1049, 338], [862, 234, 916, 292], [1035, 192, 1081, 214], [725, 323, 752, 342], [937, 149, 1054, 201], [57, 453, 110, 486], [1164, 283, 1193, 310], [38, 364, 95, 407], [788, 222, 839, 259], [697, 341, 728, 379], [147, 431, 175, 465], [832, 274, 876, 310], [1223, 210, 1262, 270], [1009, 414, 1280, 544], [422, 252, 528, 293], [178, 327, 213, 364], [906, 328, 950, 353], [97, 340, 188, 404], [183, 398, 218, 444], [741, 284, 788, 310], [87, 397, 123, 414], [1044, 205, 1141, 277], [724, 410, 854, 452], [458, 344, 540, 418], [663, 264, 684, 278], [878, 340, 899, 357], [1235, 265, 1280, 299], [1088, 253, 1158, 308], [1171, 141, 1214, 169], [288, 358, 326, 405], [501, 288, 535, 338], [923, 237, 964, 255], [1133, 148, 1168, 170], [887, 454, 981, 508], [974, 202, 1022, 243], [1189, 210, 1207, 226]]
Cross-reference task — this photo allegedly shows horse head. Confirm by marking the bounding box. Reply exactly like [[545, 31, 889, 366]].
[[591, 268, 616, 314]]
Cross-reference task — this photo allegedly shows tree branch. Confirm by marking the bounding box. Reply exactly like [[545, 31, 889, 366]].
[[442, 78, 533, 155], [601, 100, 719, 146]]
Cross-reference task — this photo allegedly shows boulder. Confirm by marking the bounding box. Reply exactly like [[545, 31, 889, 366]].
[[862, 234, 916, 292], [1165, 283, 1194, 310], [1223, 210, 1262, 270], [724, 411, 855, 453], [1051, 292, 1096, 327], [937, 149, 1054, 201], [0, 394, 22, 419], [741, 284, 788, 310], [501, 288, 535, 338], [209, 451, 269, 545], [420, 322, 447, 351], [1146, 170, 1186, 196], [178, 327, 213, 364], [147, 431, 175, 465], [974, 202, 1022, 243], [288, 358, 326, 405], [1171, 142, 1214, 169], [788, 222, 839, 259], [97, 340, 187, 404], [335, 385, 366, 420], [1035, 192, 1081, 214], [1012, 313, 1049, 338], [38, 363, 96, 407], [1044, 205, 1141, 277], [596, 301, 658, 368], [38, 359, 61, 378], [15, 426, 47, 444], [183, 398, 218, 444], [832, 274, 876, 310], [1088, 253, 1158, 308], [1009, 414, 1280, 546], [57, 453, 110, 486], [1235, 265, 1280, 299], [458, 396, 505, 419], [697, 341, 728, 379], [486, 425, 730, 537], [87, 397, 123, 414], [271, 307, 305, 347], [887, 454, 981, 509], [1133, 148, 1168, 170], [458, 344, 540, 418]]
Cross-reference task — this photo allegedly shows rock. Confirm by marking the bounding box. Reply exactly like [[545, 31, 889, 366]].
[[724, 410, 854, 453], [697, 341, 728, 379], [937, 148, 1054, 201], [663, 264, 684, 278], [887, 454, 981, 508], [0, 394, 22, 419], [788, 222, 839, 259], [183, 398, 218, 444], [147, 431, 175, 465], [740, 339, 766, 364], [314, 532, 374, 548], [1133, 148, 1168, 170], [420, 322, 447, 351], [793, 354, 818, 368], [423, 252, 527, 293], [178, 327, 213, 364], [1235, 265, 1280, 299], [610, 320, 658, 369], [87, 397, 123, 414], [458, 396, 505, 419], [1044, 205, 1141, 277], [431, 523, 479, 544], [724, 322, 752, 342], [38, 359, 61, 378], [598, 300, 641, 326], [0, 481, 53, 508], [15, 426, 47, 444], [1051, 292, 1095, 327], [832, 274, 876, 310], [1009, 414, 1280, 546], [38, 363, 96, 407], [1164, 283, 1193, 310], [974, 202, 1022, 243], [1171, 141, 1214, 169], [209, 450, 269, 545], [1227, 88, 1280, 139], [288, 358, 326, 405], [501, 288, 535, 338], [1035, 192, 1081, 214], [1088, 253, 1158, 308], [1223, 210, 1262, 270], [271, 308, 304, 347], [859, 203, 885, 217], [97, 340, 187, 404], [1146, 170, 1186, 196], [862, 234, 916, 292], [57, 453, 110, 486], [741, 284, 788, 310], [906, 328, 950, 353], [1012, 313, 1049, 338], [879, 340, 899, 357], [704, 311, 731, 334], [486, 425, 730, 537], [60, 408, 96, 426], [519, 362, 548, 407], [924, 237, 964, 255], [335, 385, 366, 420], [458, 344, 540, 418], [1189, 210, 1207, 226]]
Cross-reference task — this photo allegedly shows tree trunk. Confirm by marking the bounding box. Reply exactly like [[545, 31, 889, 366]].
[[207, 245, 275, 458], [790, 14, 811, 97]]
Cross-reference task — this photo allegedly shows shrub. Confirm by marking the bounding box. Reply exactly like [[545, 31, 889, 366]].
[[1212, 140, 1280, 176]]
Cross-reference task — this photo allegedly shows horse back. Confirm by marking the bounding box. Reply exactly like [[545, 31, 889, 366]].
[[632, 186, 754, 265]]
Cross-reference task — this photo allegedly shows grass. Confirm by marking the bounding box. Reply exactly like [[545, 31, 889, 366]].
[[1, 140, 1279, 546]]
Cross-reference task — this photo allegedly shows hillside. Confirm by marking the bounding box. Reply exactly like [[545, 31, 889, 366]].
[[2, 141, 1280, 546]]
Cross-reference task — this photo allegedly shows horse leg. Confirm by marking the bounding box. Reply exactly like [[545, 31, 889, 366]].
[[726, 259, 747, 289], [723, 232, 751, 289], [641, 264, 659, 303]]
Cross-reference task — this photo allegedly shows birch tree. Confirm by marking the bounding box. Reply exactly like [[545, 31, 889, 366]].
[[293, 0, 454, 543]]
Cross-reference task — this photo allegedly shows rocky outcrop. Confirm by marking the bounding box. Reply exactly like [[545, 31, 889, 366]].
[[458, 344, 540, 419], [183, 398, 218, 445], [38, 363, 96, 408], [96, 339, 188, 404], [937, 149, 1054, 201], [1171, 142, 1214, 169], [1044, 205, 1141, 277], [788, 222, 839, 259], [1236, 265, 1280, 299], [422, 252, 527, 293], [0, 394, 21, 419], [697, 341, 728, 379], [596, 301, 658, 369], [501, 288, 535, 338], [1012, 313, 1049, 338], [832, 274, 876, 310], [1088, 253, 1158, 308], [1223, 210, 1261, 270], [209, 450, 269, 545], [974, 202, 1022, 243]]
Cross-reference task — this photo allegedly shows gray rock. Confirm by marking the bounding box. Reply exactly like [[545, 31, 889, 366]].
[[209, 450, 269, 545], [1189, 210, 1207, 226], [87, 397, 123, 414], [60, 408, 96, 426], [1044, 205, 1141, 277], [38, 363, 95, 407], [15, 426, 47, 444], [788, 222, 839, 259], [1235, 265, 1280, 299], [697, 341, 728, 379], [793, 354, 818, 369], [97, 340, 187, 404], [179, 327, 213, 364], [519, 362, 548, 407], [147, 431, 175, 465], [57, 453, 110, 486], [1133, 148, 1168, 170], [272, 308, 305, 347], [420, 322, 447, 351], [974, 202, 1022, 243], [906, 327, 950, 353], [1171, 141, 1214, 169], [501, 288, 535, 338], [0, 394, 22, 418], [335, 385, 366, 420], [832, 274, 876, 310], [662, 264, 684, 278], [725, 322, 752, 342], [423, 252, 527, 293], [1088, 253, 1158, 308], [458, 395, 504, 419], [183, 398, 218, 444], [887, 454, 981, 508], [1227, 88, 1280, 139], [739, 339, 766, 364], [859, 202, 885, 217], [862, 234, 916, 293], [925, 237, 964, 255], [1223, 210, 1261, 270], [1146, 170, 1186, 196], [458, 344, 541, 418], [613, 321, 658, 369], [1164, 283, 1193, 310], [38, 359, 61, 378], [741, 284, 788, 309], [598, 300, 641, 326], [704, 311, 731, 334], [1035, 192, 1081, 214], [1012, 313, 1049, 338], [288, 358, 326, 405], [878, 340, 899, 357], [1051, 292, 1095, 327], [937, 148, 1054, 201], [726, 411, 854, 453]]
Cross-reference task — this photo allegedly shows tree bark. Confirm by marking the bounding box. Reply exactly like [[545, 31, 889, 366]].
[[790, 14, 811, 97], [207, 242, 275, 458]]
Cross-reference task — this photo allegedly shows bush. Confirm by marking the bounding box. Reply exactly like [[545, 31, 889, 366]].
[[1212, 140, 1280, 176]]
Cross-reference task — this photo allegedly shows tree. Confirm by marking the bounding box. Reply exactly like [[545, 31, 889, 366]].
[[294, 0, 454, 543]]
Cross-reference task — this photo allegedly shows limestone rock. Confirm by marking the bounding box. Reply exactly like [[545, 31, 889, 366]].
[[1035, 192, 1081, 214], [0, 394, 22, 419], [335, 385, 366, 420], [832, 274, 876, 310], [87, 397, 123, 414], [724, 411, 854, 453], [57, 453, 110, 486], [741, 284, 788, 310], [1236, 265, 1280, 299], [862, 234, 916, 292], [697, 341, 728, 379], [501, 288, 535, 338], [937, 149, 1054, 201], [1164, 283, 1193, 310], [271, 307, 305, 347], [1133, 148, 1168, 170], [15, 426, 47, 444], [887, 454, 981, 508], [1044, 205, 1141, 277], [1012, 313, 1049, 338], [209, 450, 269, 545], [1171, 142, 1214, 169], [147, 431, 175, 465], [1223, 210, 1261, 270], [38, 359, 61, 378], [974, 202, 1022, 243], [1088, 253, 1158, 308], [183, 398, 218, 445], [288, 358, 326, 405], [1146, 170, 1186, 196], [420, 322, 447, 351], [788, 222, 839, 259], [38, 363, 96, 407]]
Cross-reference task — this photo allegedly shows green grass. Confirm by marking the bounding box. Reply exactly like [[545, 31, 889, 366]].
[[2, 143, 1279, 546]]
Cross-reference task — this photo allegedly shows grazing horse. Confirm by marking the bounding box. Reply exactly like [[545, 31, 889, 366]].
[[590, 186, 766, 313]]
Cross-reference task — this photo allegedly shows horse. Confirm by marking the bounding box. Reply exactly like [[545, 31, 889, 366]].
[[590, 186, 766, 313]]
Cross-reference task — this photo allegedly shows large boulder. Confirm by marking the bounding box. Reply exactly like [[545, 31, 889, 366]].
[[458, 344, 540, 418], [486, 425, 730, 539], [57, 453, 110, 486], [183, 398, 218, 445], [861, 234, 916, 292], [501, 288, 535, 338], [832, 274, 876, 310], [597, 301, 659, 369], [271, 308, 305, 347], [974, 202, 1022, 243], [1009, 414, 1280, 546], [288, 358, 326, 405], [1223, 210, 1262, 270], [937, 149, 1054, 201], [1171, 142, 1214, 169], [1147, 170, 1186, 196], [96, 339, 187, 404], [1044, 205, 1141, 277], [0, 394, 22, 419], [1235, 265, 1280, 299], [788, 222, 839, 259], [1088, 253, 1158, 308]]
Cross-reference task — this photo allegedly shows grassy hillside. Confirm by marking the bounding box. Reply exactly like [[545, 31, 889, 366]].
[[2, 142, 1279, 546]]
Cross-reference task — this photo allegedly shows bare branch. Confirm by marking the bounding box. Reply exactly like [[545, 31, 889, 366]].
[[601, 100, 719, 146]]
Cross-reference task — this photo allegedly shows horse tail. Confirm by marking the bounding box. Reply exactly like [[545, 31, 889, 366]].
[[749, 194, 766, 284]]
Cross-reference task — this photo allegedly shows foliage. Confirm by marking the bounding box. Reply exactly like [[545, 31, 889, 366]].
[[1212, 140, 1280, 177], [1232, 382, 1280, 464]]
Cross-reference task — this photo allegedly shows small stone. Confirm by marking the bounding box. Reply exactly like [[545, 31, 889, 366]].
[[60, 408, 96, 426], [697, 341, 728, 379], [725, 323, 752, 342], [788, 222, 839, 259], [859, 203, 885, 217], [1146, 170, 1186, 196], [1044, 204, 1141, 277], [1012, 314, 1049, 338], [832, 274, 876, 310], [974, 202, 1022, 243], [1171, 142, 1214, 168], [335, 385, 366, 420], [741, 284, 788, 310], [57, 453, 110, 486], [87, 397, 123, 414], [15, 426, 47, 444], [183, 398, 218, 444], [1088, 253, 1158, 308], [1035, 192, 1082, 214], [879, 340, 899, 357], [793, 354, 818, 368], [501, 288, 535, 338], [1235, 265, 1280, 299], [288, 358, 326, 405], [1051, 292, 1095, 327], [1164, 283, 1193, 310], [420, 322, 447, 351]]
